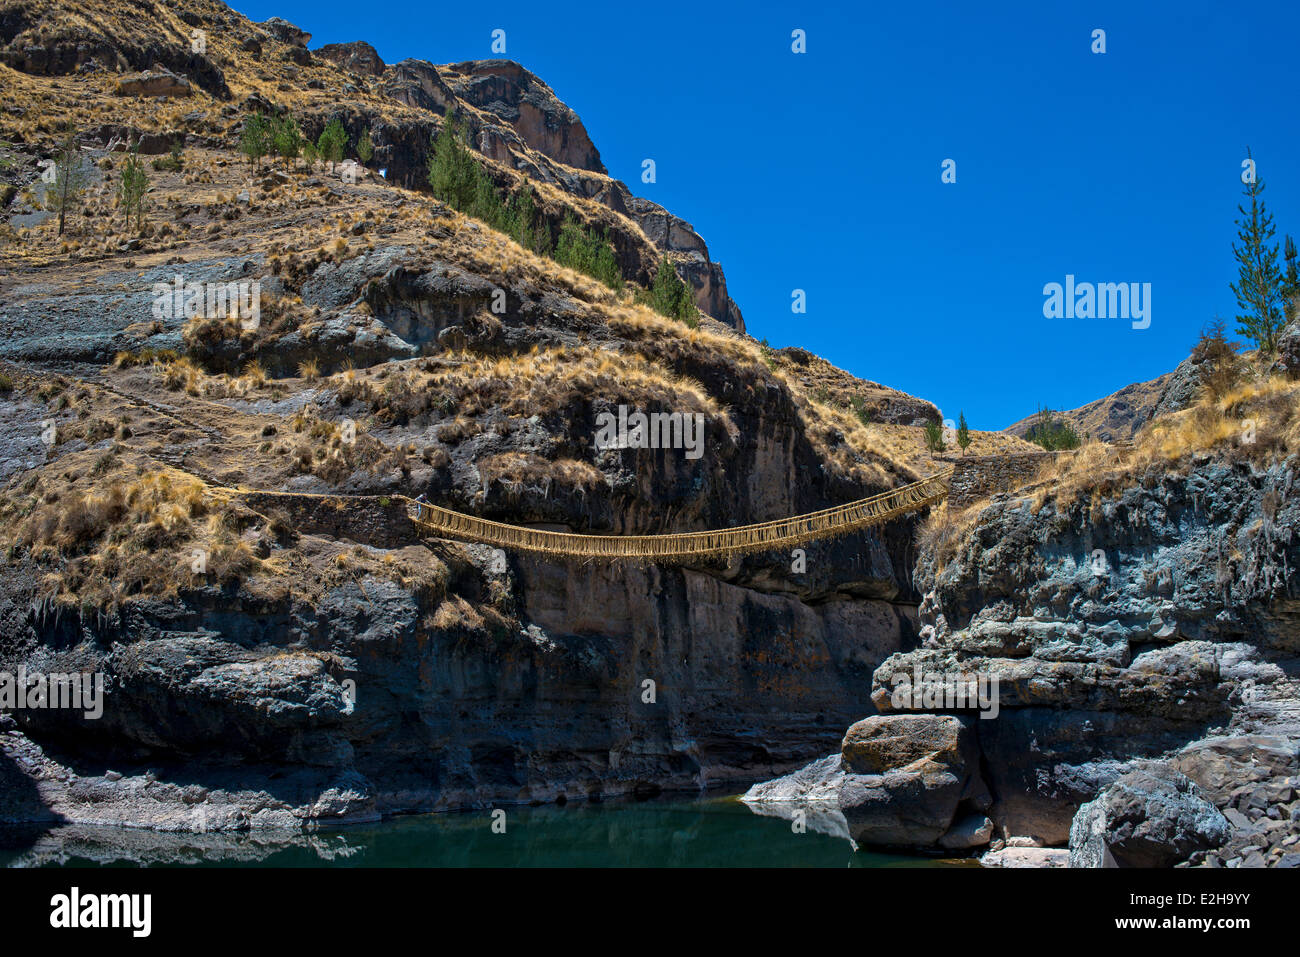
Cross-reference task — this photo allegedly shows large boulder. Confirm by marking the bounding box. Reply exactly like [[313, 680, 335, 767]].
[[113, 70, 191, 98], [841, 712, 973, 775], [316, 41, 386, 77], [839, 770, 965, 847], [258, 17, 311, 47], [837, 715, 991, 849], [1068, 764, 1231, 867]]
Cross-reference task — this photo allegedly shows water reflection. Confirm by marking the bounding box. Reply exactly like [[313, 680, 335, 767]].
[[1, 796, 973, 868]]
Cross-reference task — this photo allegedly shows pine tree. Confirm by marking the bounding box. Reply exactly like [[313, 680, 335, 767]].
[[118, 142, 149, 233], [425, 114, 624, 289], [649, 256, 695, 323], [1283, 235, 1299, 324], [956, 411, 971, 456], [924, 421, 946, 455], [317, 118, 348, 172], [1191, 318, 1243, 401], [427, 116, 560, 256], [271, 113, 301, 167], [239, 113, 270, 172], [357, 129, 374, 164], [502, 185, 540, 249], [50, 124, 88, 237], [427, 114, 482, 209], [1230, 149, 1285, 353]]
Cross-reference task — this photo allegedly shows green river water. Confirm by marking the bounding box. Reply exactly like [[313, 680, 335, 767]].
[[0, 795, 974, 868]]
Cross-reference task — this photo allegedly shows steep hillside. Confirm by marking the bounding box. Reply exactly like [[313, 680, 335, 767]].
[[0, 0, 746, 325], [1003, 370, 1174, 443]]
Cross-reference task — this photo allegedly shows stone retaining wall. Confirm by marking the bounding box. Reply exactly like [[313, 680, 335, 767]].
[[240, 492, 413, 549], [936, 451, 1066, 508]]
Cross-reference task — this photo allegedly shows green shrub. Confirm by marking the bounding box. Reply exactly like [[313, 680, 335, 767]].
[[1025, 406, 1081, 450], [151, 140, 184, 172], [924, 421, 946, 454], [647, 256, 696, 324], [554, 217, 622, 290], [850, 396, 873, 425]]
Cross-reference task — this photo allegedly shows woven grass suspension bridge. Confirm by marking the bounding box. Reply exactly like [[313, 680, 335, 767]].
[[404, 467, 954, 563]]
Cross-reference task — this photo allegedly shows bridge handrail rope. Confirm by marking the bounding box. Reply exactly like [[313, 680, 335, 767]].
[[406, 467, 954, 563]]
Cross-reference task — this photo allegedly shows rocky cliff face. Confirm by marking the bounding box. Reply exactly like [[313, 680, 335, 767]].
[[0, 0, 233, 98], [1, 541, 918, 829], [441, 59, 605, 175], [747, 454, 1300, 865]]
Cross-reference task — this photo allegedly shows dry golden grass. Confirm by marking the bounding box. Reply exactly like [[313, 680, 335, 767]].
[[603, 304, 929, 486], [1030, 373, 1300, 509], [159, 356, 203, 393], [606, 303, 757, 366], [479, 452, 605, 494], [914, 499, 989, 570], [335, 346, 724, 426], [0, 453, 263, 608], [241, 360, 268, 389], [914, 370, 1300, 568]]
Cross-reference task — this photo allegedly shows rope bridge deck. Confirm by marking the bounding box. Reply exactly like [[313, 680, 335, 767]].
[[408, 467, 953, 563]]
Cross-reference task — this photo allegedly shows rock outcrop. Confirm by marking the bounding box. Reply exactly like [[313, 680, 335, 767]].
[[1068, 764, 1230, 868], [376, 57, 746, 329], [113, 69, 193, 98], [258, 16, 310, 48], [441, 59, 605, 175], [0, 0, 230, 98], [314, 41, 385, 77], [1277, 316, 1300, 380], [748, 454, 1300, 864], [0, 0, 745, 330]]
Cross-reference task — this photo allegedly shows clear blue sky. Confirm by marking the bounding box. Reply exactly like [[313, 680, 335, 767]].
[[233, 0, 1300, 428]]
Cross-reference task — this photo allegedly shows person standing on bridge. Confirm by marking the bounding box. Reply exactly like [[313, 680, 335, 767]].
[[413, 492, 429, 519]]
